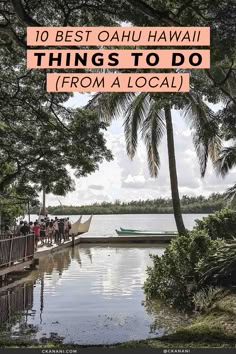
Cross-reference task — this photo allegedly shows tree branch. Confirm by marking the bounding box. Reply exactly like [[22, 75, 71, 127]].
[[126, 0, 180, 25], [10, 0, 41, 26], [0, 22, 26, 48], [205, 69, 236, 105]]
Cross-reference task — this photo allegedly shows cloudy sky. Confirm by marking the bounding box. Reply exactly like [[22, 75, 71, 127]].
[[46, 93, 236, 206]]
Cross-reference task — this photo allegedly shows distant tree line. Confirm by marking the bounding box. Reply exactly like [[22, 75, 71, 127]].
[[31, 193, 227, 215]]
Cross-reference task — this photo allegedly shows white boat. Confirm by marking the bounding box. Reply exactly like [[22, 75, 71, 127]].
[[69, 216, 82, 235], [69, 215, 93, 236]]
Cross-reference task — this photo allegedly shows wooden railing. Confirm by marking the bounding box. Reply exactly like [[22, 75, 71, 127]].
[[0, 234, 35, 269]]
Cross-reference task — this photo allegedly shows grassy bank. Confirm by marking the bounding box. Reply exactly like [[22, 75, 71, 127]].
[[120, 293, 236, 348], [1, 294, 236, 349]]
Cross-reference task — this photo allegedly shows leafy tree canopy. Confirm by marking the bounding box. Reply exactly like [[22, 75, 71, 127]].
[[0, 0, 235, 218], [0, 1, 113, 208], [0, 107, 113, 197], [0, 0, 235, 102]]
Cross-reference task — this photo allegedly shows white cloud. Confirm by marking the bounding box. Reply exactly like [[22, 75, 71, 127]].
[[88, 185, 104, 191], [44, 94, 235, 206]]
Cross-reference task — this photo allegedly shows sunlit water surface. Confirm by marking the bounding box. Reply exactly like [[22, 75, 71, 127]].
[[2, 214, 205, 344]]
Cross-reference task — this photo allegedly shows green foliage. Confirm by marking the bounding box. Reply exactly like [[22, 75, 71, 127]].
[[0, 0, 235, 102], [0, 185, 40, 226], [0, 101, 112, 193], [198, 244, 236, 287], [0, 200, 25, 227], [144, 232, 221, 309], [192, 287, 227, 313], [144, 209, 236, 310], [31, 193, 225, 215], [0, 2, 113, 200], [215, 103, 236, 204], [24, 108, 112, 196], [194, 209, 236, 240]]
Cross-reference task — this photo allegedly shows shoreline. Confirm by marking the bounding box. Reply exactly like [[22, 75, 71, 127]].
[[1, 292, 236, 349], [30, 212, 213, 216], [1, 244, 236, 349]]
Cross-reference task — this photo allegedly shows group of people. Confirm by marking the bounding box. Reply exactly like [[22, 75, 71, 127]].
[[16, 216, 72, 248]]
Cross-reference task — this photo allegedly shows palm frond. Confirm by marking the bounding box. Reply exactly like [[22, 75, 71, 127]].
[[183, 93, 222, 177], [224, 183, 236, 205], [86, 92, 135, 123], [123, 92, 150, 159], [141, 100, 165, 177], [200, 243, 236, 287], [214, 145, 236, 177]]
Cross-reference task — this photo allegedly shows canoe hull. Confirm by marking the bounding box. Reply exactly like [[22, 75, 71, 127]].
[[120, 227, 177, 235], [116, 229, 177, 237]]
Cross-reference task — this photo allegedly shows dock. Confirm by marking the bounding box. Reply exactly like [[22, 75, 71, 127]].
[[34, 234, 81, 258], [79, 234, 176, 243], [34, 233, 175, 258], [0, 232, 175, 275]]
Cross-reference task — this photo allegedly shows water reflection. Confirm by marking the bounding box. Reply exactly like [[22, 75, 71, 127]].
[[0, 245, 190, 345], [0, 283, 34, 325], [145, 300, 191, 336]]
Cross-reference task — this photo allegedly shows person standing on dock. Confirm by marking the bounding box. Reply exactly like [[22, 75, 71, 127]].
[[68, 218, 71, 231], [40, 222, 46, 245], [58, 219, 64, 243], [5, 225, 13, 237], [64, 218, 70, 241], [29, 221, 34, 233], [53, 218, 59, 243], [16, 220, 24, 235], [47, 222, 55, 246], [20, 221, 30, 235], [33, 221, 40, 250]]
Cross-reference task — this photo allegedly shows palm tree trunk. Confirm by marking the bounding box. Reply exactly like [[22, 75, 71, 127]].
[[164, 105, 187, 235]]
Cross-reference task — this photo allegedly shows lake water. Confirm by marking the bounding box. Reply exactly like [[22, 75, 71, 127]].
[[2, 214, 206, 344], [29, 213, 206, 236]]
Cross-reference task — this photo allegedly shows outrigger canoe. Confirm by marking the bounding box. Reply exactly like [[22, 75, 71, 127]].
[[69, 215, 93, 236], [116, 228, 178, 236]]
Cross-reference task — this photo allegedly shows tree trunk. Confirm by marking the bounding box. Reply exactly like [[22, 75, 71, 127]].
[[164, 105, 187, 235], [42, 187, 46, 217]]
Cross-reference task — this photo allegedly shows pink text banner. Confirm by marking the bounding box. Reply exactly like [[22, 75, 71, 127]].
[[27, 50, 210, 69], [46, 73, 190, 93], [27, 27, 210, 46]]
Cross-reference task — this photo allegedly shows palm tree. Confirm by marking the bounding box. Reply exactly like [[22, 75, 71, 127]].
[[214, 102, 236, 203], [215, 145, 236, 203], [88, 92, 221, 235]]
